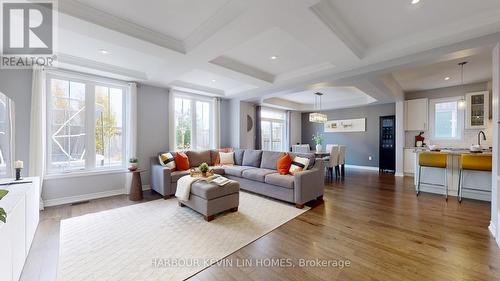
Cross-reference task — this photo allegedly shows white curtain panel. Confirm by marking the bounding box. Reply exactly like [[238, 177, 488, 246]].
[[213, 97, 221, 149], [29, 67, 47, 210], [124, 83, 137, 194], [127, 83, 138, 159]]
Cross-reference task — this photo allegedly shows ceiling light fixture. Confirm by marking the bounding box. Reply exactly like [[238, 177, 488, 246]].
[[309, 92, 327, 123], [444, 77, 451, 81], [458, 61, 468, 108], [99, 49, 110, 55], [411, 0, 420, 4], [270, 55, 279, 60], [211, 79, 216, 82]]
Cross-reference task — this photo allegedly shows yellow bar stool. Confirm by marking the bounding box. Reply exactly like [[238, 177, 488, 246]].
[[458, 154, 492, 203], [417, 152, 448, 200]]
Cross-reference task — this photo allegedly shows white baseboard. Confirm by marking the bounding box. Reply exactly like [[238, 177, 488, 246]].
[[44, 189, 125, 207], [395, 172, 404, 177], [489, 221, 496, 238], [344, 164, 379, 171]]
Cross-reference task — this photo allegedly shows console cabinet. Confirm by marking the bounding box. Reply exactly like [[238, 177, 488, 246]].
[[0, 177, 40, 281]]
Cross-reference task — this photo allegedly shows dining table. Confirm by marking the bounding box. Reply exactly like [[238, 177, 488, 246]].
[[312, 150, 330, 158]]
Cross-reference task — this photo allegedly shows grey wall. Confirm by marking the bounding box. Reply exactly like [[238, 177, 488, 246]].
[[137, 84, 170, 185], [0, 69, 32, 174], [301, 103, 396, 167]]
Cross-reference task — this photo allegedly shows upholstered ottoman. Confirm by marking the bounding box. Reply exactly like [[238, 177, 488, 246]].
[[179, 180, 240, 221]]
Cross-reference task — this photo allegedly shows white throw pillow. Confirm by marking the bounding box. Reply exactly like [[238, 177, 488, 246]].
[[158, 152, 176, 169], [219, 152, 235, 165], [289, 156, 310, 175]]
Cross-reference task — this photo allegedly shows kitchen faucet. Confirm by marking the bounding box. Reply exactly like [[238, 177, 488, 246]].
[[478, 131, 486, 146]]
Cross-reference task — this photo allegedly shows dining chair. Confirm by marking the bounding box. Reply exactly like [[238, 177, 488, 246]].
[[326, 145, 340, 180], [324, 144, 336, 161], [338, 145, 346, 178], [292, 144, 311, 153]]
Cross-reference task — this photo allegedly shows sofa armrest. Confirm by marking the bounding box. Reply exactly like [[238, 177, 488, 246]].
[[293, 160, 325, 205], [150, 158, 173, 197]]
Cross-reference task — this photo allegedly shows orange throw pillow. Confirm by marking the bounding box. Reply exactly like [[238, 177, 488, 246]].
[[175, 152, 190, 171], [277, 153, 292, 175]]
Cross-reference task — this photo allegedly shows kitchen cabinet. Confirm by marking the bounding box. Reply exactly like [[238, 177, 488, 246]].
[[405, 98, 428, 131], [404, 149, 416, 175], [466, 91, 489, 129]]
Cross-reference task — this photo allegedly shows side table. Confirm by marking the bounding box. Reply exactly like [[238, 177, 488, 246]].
[[129, 169, 146, 201]]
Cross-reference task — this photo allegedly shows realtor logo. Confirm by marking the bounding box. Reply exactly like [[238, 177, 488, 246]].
[[1, 0, 57, 68]]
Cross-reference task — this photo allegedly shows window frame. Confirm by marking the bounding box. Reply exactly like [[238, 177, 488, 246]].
[[429, 96, 465, 142], [173, 92, 214, 151], [46, 71, 129, 175]]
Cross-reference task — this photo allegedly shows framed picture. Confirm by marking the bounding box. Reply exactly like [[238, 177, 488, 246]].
[[324, 118, 366, 133]]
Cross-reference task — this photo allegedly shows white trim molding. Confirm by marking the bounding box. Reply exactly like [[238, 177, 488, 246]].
[[44, 185, 152, 207], [43, 189, 124, 207], [344, 165, 379, 171]]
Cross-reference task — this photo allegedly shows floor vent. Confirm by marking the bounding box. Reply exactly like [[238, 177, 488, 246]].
[[70, 200, 90, 206]]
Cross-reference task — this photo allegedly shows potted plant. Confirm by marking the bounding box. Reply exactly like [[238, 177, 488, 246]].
[[313, 132, 324, 152], [0, 189, 8, 223], [199, 162, 209, 177], [128, 158, 138, 171]]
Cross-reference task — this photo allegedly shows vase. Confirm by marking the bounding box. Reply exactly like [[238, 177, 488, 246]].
[[316, 144, 322, 152], [128, 163, 138, 171]]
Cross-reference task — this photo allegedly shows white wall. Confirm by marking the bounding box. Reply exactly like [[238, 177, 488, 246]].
[[492, 44, 499, 245]]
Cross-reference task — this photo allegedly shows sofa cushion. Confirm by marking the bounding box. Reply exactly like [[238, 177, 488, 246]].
[[187, 150, 212, 168], [265, 173, 295, 189], [242, 150, 263, 167], [210, 150, 220, 166], [277, 153, 293, 175], [233, 149, 245, 166], [242, 168, 277, 182], [223, 165, 254, 177], [260, 151, 283, 170], [170, 170, 190, 182], [291, 153, 315, 169]]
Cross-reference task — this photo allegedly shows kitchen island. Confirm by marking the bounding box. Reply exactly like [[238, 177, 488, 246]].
[[414, 149, 492, 201]]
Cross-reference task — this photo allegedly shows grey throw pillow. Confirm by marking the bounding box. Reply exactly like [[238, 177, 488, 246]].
[[242, 150, 263, 167], [233, 149, 245, 166]]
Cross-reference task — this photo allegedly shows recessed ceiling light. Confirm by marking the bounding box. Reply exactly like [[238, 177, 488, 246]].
[[444, 77, 451, 81], [99, 49, 110, 55], [411, 0, 420, 4], [211, 79, 216, 82], [270, 55, 279, 60]]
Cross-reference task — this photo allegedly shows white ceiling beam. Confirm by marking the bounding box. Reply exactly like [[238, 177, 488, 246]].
[[59, 0, 185, 54], [210, 56, 275, 83], [310, 0, 367, 59]]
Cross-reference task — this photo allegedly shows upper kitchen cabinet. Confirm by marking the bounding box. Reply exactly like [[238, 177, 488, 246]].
[[405, 98, 428, 131], [466, 91, 489, 129]]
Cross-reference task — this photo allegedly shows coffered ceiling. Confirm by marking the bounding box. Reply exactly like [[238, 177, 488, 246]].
[[55, 0, 500, 110]]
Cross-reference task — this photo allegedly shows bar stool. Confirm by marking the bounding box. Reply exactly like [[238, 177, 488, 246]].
[[417, 152, 448, 200], [458, 154, 492, 203]]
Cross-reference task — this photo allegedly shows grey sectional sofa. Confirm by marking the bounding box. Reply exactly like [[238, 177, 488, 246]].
[[150, 149, 324, 208]]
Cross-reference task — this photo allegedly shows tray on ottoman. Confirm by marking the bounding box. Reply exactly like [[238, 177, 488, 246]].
[[179, 178, 240, 222]]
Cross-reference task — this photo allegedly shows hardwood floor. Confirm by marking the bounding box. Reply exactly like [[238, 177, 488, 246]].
[[22, 170, 500, 281]]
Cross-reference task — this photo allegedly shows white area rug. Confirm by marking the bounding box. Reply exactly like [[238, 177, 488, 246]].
[[58, 192, 308, 281]]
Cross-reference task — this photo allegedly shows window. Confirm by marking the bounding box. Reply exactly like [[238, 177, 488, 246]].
[[261, 108, 286, 151], [174, 95, 213, 150], [430, 97, 464, 140], [47, 73, 128, 174]]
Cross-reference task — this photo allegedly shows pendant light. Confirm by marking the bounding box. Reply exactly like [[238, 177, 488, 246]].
[[309, 92, 327, 123], [458, 61, 467, 108]]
